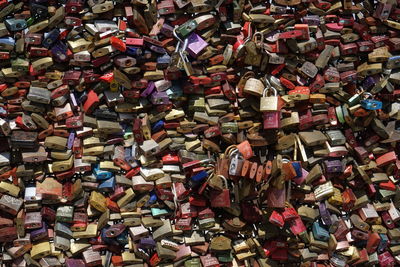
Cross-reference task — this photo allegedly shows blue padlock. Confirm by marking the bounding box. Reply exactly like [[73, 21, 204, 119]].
[[360, 92, 382, 110], [0, 37, 15, 50], [360, 99, 382, 110], [156, 53, 171, 69], [166, 85, 184, 100], [126, 46, 142, 57], [42, 28, 60, 48], [98, 177, 116, 192], [312, 221, 330, 241], [93, 164, 113, 180], [124, 147, 134, 164], [151, 207, 169, 217], [151, 120, 164, 132], [378, 233, 389, 253], [115, 231, 128, 245], [188, 170, 208, 189], [101, 228, 120, 246], [146, 191, 158, 206], [291, 162, 302, 178], [191, 171, 208, 183], [4, 18, 27, 32], [387, 55, 400, 69], [76, 91, 88, 104]]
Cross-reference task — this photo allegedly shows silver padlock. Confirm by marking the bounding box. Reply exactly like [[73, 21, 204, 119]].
[[27, 87, 51, 104], [229, 149, 244, 176], [55, 222, 73, 239], [54, 235, 70, 251], [140, 139, 160, 157], [0, 118, 10, 136], [140, 167, 165, 181]]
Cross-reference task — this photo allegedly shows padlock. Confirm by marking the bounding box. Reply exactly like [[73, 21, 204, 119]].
[[209, 176, 230, 208], [360, 92, 383, 110], [243, 78, 264, 97], [260, 86, 279, 112], [228, 149, 244, 176]]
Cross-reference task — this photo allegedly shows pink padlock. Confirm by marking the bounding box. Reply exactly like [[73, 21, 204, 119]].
[[379, 251, 395, 267], [263, 111, 281, 129]]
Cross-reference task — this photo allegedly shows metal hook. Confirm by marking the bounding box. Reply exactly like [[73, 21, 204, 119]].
[[229, 148, 239, 158], [263, 74, 271, 88], [362, 92, 373, 99], [253, 31, 264, 48], [173, 27, 184, 44]]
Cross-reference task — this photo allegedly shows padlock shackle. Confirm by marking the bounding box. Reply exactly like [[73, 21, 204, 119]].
[[173, 27, 184, 44], [262, 86, 277, 97], [229, 148, 240, 158], [224, 145, 237, 157], [362, 91, 373, 99], [217, 175, 228, 189], [252, 31, 264, 46], [263, 74, 271, 88]]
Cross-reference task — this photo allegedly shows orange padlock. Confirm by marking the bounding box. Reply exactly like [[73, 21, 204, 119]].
[[236, 140, 253, 160]]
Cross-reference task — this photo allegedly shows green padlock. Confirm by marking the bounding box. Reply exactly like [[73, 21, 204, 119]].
[[176, 19, 198, 38]]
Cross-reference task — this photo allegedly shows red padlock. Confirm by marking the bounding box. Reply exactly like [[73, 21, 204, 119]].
[[83, 90, 99, 114], [269, 210, 285, 227], [366, 232, 381, 253], [110, 36, 126, 52]]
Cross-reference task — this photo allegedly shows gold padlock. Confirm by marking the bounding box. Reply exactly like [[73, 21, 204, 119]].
[[31, 242, 51, 260], [117, 188, 135, 208], [260, 86, 278, 112], [44, 136, 67, 150], [31, 57, 53, 72], [89, 191, 107, 212], [243, 78, 264, 97], [73, 223, 98, 239], [52, 156, 74, 172], [0, 181, 20, 197]]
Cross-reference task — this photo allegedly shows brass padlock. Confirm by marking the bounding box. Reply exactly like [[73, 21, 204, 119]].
[[243, 78, 264, 97], [260, 86, 279, 112], [89, 191, 107, 213]]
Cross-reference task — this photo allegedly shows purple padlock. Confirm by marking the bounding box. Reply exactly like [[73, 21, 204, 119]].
[[69, 93, 78, 110], [319, 202, 332, 226], [138, 237, 156, 249], [150, 91, 170, 105], [302, 15, 321, 26], [66, 259, 86, 267], [149, 44, 166, 54], [265, 31, 280, 42], [293, 168, 308, 185], [67, 132, 75, 150], [160, 23, 174, 37], [30, 222, 48, 241], [141, 81, 155, 98], [362, 75, 379, 90], [324, 159, 343, 173], [186, 32, 208, 58], [51, 41, 68, 62]]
